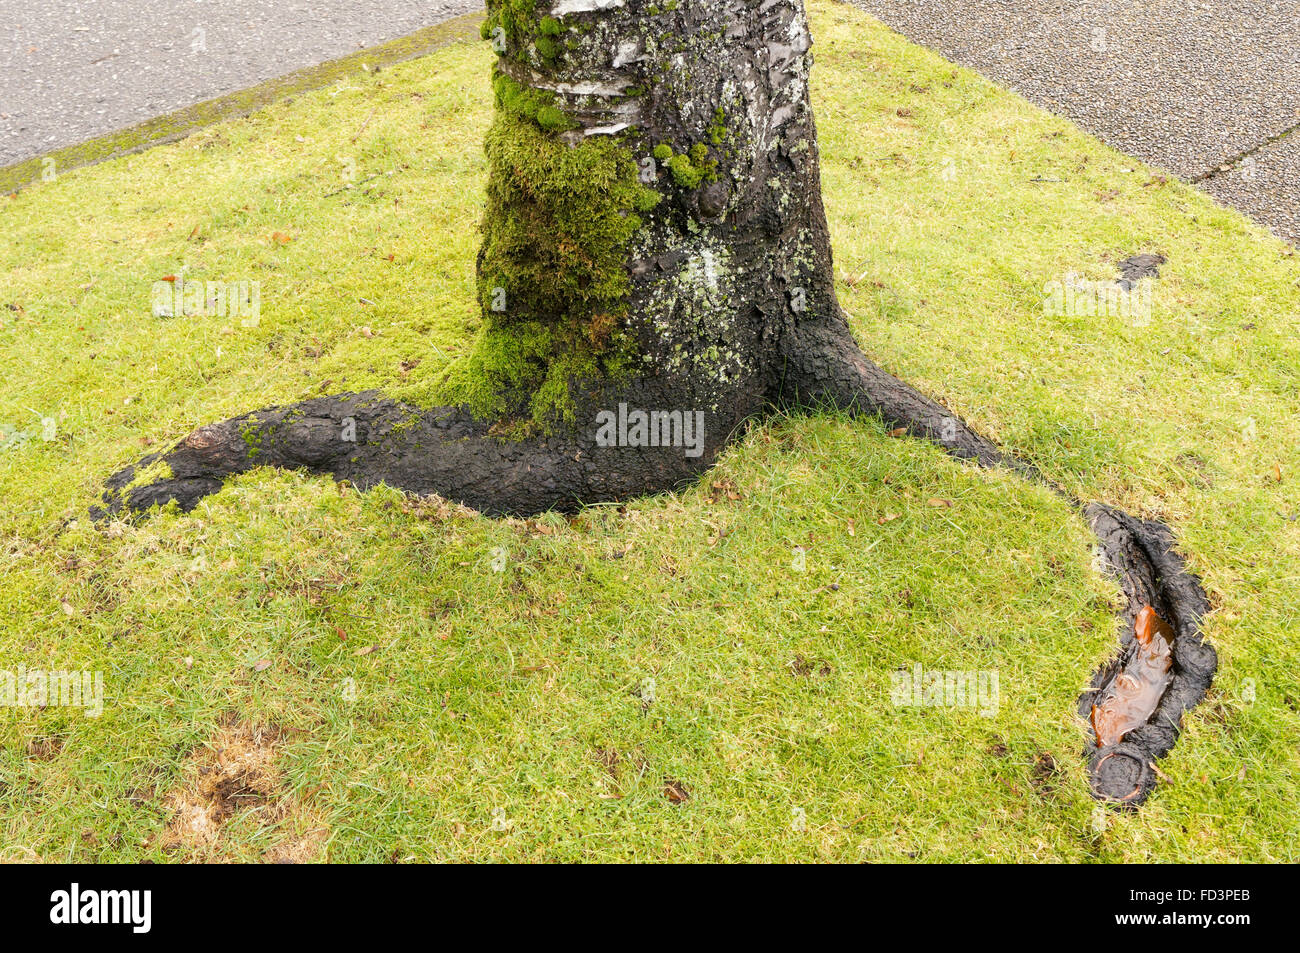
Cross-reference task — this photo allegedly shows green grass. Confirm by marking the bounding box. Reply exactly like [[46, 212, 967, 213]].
[[1, 0, 1296, 862]]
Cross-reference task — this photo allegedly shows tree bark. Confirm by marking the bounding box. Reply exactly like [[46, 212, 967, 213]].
[[98, 0, 1003, 514], [102, 0, 843, 515], [95, 0, 1216, 807]]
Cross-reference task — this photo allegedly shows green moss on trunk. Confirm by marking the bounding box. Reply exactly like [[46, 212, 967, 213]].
[[432, 99, 659, 429]]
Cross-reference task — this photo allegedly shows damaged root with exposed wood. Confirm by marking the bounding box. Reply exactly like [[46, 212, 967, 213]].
[[94, 0, 1216, 808]]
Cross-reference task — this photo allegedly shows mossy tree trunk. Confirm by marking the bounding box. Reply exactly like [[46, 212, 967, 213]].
[[97, 0, 1215, 807], [102, 0, 995, 516], [102, 0, 979, 515]]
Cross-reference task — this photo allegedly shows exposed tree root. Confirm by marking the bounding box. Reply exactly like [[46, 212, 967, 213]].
[[94, 307, 1216, 808], [774, 311, 1217, 807], [93, 389, 727, 520], [1079, 506, 1216, 806]]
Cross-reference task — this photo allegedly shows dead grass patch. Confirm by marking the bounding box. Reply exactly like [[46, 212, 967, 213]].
[[158, 715, 328, 862]]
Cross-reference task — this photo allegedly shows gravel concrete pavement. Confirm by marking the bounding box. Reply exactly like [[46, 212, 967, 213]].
[[1199, 133, 1300, 244], [845, 0, 1300, 244], [0, 0, 483, 167]]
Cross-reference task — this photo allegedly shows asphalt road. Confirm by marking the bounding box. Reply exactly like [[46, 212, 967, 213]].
[[4, 1, 1296, 244], [846, 0, 1300, 244], [0, 0, 483, 167]]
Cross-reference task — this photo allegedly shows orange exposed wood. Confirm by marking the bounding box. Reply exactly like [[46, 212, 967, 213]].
[[1091, 606, 1176, 747]]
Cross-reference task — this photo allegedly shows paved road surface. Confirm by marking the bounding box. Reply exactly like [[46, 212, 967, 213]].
[[3, 1, 1296, 244], [0, 0, 483, 167], [846, 0, 1300, 244]]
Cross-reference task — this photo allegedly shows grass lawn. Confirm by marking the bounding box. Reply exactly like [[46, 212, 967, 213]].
[[1, 0, 1296, 862]]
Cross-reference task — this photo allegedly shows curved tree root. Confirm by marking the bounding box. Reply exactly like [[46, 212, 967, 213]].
[[93, 391, 725, 520], [1079, 506, 1215, 806], [95, 311, 1217, 808], [776, 311, 1217, 807]]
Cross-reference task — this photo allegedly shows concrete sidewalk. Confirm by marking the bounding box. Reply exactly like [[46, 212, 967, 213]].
[[0, 0, 483, 168], [845, 0, 1300, 244]]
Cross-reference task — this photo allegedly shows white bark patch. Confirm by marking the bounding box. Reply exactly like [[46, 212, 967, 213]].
[[612, 41, 642, 69], [548, 80, 630, 97], [551, 0, 624, 14], [787, 8, 810, 51]]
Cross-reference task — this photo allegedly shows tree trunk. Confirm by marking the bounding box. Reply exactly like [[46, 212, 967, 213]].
[[99, 0, 995, 515], [95, 0, 1215, 807]]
